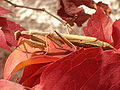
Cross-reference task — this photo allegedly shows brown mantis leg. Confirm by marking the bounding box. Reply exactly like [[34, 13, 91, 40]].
[[43, 35, 49, 55], [54, 30, 77, 52], [22, 42, 29, 58], [16, 37, 29, 58], [46, 33, 73, 52]]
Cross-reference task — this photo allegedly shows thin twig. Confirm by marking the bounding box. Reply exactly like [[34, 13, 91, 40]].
[[4, 0, 75, 32], [4, 0, 65, 24]]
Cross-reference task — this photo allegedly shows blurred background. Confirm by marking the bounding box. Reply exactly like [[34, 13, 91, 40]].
[[0, 0, 120, 79], [0, 0, 120, 33]]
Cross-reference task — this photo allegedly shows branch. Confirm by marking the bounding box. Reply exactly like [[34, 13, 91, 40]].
[[4, 0, 76, 34], [4, 0, 65, 24]]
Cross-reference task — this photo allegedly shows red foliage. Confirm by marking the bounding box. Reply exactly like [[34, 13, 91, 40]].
[[38, 47, 102, 90], [57, 0, 111, 27], [1, 0, 120, 90], [57, 0, 91, 26], [19, 64, 49, 88], [83, 8, 113, 42], [98, 50, 120, 89]]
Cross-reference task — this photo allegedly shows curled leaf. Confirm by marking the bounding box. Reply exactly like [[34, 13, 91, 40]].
[[57, 0, 111, 27], [4, 43, 60, 80], [57, 0, 93, 26]]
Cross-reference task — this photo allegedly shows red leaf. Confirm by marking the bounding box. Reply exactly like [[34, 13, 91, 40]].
[[59, 0, 96, 15], [0, 29, 11, 51], [0, 6, 12, 16], [32, 48, 120, 90], [20, 64, 45, 83], [57, 0, 92, 26], [112, 19, 120, 49], [19, 64, 49, 88], [58, 0, 111, 27], [3, 44, 32, 80], [98, 50, 120, 89], [74, 10, 90, 27], [35, 47, 102, 90], [0, 79, 24, 90], [60, 0, 83, 16], [0, 17, 25, 47], [3, 43, 60, 80], [78, 50, 120, 90], [83, 8, 113, 42]]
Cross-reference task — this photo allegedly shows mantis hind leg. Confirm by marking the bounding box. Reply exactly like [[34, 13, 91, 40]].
[[22, 42, 29, 58], [54, 30, 77, 52]]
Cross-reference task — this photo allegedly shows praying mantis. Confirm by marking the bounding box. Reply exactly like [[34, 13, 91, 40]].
[[14, 30, 114, 56]]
